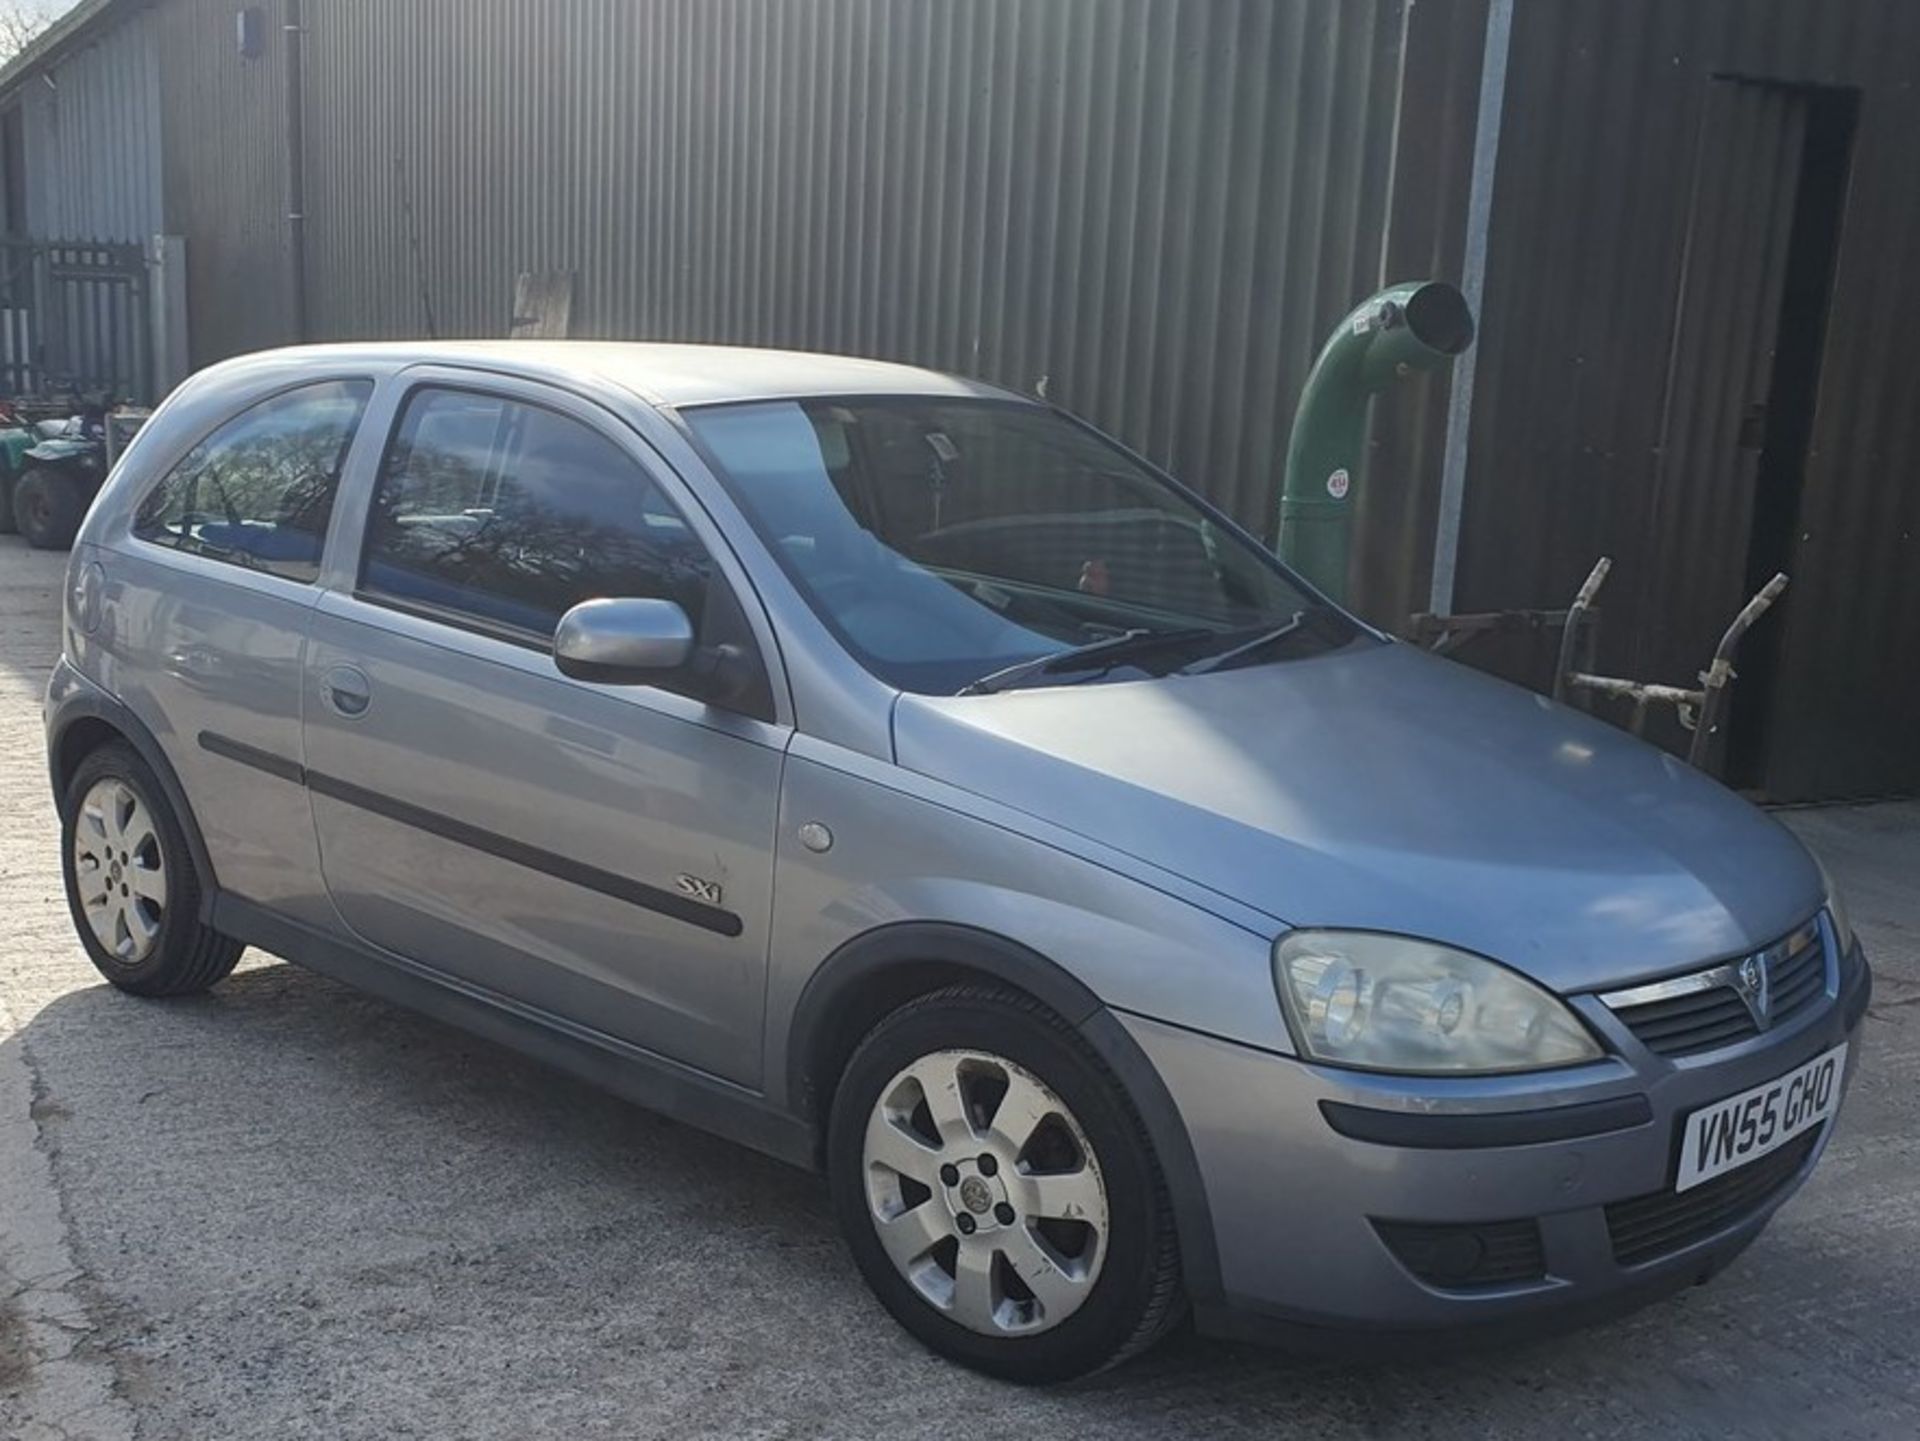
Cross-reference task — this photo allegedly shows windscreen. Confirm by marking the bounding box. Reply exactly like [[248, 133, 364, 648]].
[[684, 397, 1364, 695]]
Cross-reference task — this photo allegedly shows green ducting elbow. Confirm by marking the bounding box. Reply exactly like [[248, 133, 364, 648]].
[[1276, 280, 1476, 603]]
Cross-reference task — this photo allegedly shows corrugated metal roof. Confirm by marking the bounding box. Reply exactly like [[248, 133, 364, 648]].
[[0, 0, 146, 97]]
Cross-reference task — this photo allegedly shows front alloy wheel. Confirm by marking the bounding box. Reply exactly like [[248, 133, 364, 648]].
[[829, 985, 1182, 1382], [862, 1049, 1109, 1337]]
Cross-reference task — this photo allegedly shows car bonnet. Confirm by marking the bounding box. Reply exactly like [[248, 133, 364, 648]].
[[891, 641, 1822, 994]]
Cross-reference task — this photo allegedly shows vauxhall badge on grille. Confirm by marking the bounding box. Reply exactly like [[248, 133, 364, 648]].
[[1733, 952, 1772, 1028]]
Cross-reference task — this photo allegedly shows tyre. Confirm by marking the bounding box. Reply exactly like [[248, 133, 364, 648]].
[[0, 460, 16, 535], [60, 741, 243, 997], [828, 984, 1183, 1383], [14, 464, 86, 549]]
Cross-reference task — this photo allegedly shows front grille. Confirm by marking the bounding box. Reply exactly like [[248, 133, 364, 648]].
[[1604, 1129, 1820, 1266], [1373, 1217, 1547, 1290], [1605, 920, 1828, 1058]]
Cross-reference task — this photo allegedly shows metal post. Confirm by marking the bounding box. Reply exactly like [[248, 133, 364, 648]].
[[1426, 0, 1514, 618], [147, 234, 189, 397]]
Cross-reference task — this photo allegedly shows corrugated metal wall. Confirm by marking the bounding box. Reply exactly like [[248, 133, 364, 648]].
[[1438, 0, 1920, 799], [1358, 0, 1484, 626], [155, 0, 293, 366], [295, 0, 1412, 545], [15, 6, 164, 242], [38, 0, 1912, 796]]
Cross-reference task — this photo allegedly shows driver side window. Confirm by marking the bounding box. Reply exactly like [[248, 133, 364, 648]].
[[132, 379, 373, 583], [357, 386, 715, 642]]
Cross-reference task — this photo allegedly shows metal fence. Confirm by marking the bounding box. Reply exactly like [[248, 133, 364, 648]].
[[0, 238, 151, 401]]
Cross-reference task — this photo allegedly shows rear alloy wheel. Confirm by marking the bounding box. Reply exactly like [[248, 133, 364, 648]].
[[61, 741, 243, 996], [14, 464, 85, 549], [829, 986, 1182, 1382], [72, 777, 170, 964]]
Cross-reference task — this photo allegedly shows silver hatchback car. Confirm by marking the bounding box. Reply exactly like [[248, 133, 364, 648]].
[[45, 343, 1870, 1381]]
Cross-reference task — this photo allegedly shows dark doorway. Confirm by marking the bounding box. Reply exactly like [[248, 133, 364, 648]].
[[1723, 84, 1858, 791], [1635, 78, 1856, 786]]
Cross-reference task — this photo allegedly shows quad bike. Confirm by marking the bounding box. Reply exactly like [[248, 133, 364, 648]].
[[0, 400, 37, 537], [9, 396, 150, 550]]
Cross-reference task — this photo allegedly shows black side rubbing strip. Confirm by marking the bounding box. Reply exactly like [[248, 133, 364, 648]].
[[197, 729, 307, 785], [1319, 1093, 1654, 1150], [196, 731, 742, 938]]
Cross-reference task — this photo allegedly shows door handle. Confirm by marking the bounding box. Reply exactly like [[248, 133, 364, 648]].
[[322, 664, 371, 718]]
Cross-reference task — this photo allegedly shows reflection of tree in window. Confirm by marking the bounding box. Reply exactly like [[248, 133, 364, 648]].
[[365, 391, 712, 640], [132, 380, 372, 583], [383, 395, 504, 515]]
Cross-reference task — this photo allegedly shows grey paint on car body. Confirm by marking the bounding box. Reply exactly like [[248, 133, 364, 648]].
[[760, 737, 1295, 1097], [45, 340, 1867, 1357], [895, 642, 1824, 995]]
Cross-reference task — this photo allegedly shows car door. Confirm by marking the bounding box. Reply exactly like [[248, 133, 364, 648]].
[[104, 375, 375, 921], [301, 371, 788, 1086]]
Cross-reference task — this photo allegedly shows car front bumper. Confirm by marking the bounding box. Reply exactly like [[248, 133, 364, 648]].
[[1124, 932, 1871, 1348]]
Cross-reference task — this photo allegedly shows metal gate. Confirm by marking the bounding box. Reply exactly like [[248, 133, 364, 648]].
[[0, 239, 152, 403]]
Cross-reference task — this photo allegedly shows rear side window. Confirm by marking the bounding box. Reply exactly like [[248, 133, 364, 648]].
[[359, 387, 713, 642], [132, 379, 372, 583]]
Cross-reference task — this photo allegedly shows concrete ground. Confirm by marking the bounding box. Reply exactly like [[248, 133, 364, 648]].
[[1, 531, 1916, 1441]]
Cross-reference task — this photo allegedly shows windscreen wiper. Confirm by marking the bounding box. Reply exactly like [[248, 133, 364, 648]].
[[1179, 610, 1315, 676], [957, 627, 1216, 696]]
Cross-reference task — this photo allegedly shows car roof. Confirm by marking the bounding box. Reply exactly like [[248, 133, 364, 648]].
[[219, 340, 1023, 409]]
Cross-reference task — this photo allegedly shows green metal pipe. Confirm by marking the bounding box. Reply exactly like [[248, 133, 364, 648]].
[[1276, 280, 1475, 602]]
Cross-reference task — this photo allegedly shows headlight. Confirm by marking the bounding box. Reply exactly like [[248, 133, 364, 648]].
[[1273, 931, 1602, 1074], [1815, 855, 1855, 954]]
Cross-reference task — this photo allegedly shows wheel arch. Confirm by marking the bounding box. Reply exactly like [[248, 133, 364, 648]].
[[48, 686, 222, 922], [786, 920, 1225, 1306]]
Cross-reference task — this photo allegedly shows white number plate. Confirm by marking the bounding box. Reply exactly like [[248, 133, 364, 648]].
[[1676, 1043, 1846, 1192]]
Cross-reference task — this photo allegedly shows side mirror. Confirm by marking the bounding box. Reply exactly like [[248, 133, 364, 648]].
[[553, 597, 694, 685]]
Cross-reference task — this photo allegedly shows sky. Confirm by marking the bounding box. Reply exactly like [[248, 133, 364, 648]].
[[0, 1, 64, 65]]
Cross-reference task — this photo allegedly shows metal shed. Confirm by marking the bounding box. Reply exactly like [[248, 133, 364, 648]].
[[1383, 0, 1920, 801], [0, 0, 1913, 800]]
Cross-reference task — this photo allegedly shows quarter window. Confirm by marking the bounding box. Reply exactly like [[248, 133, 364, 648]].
[[360, 388, 714, 642], [133, 379, 372, 583]]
